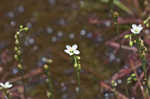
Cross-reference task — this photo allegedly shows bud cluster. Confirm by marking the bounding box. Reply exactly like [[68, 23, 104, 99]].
[[14, 25, 29, 70]]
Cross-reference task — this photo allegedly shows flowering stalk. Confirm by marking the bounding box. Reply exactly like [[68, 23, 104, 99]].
[[3, 90, 10, 99], [124, 24, 149, 97], [14, 25, 28, 97], [14, 25, 28, 71], [64, 44, 81, 92], [125, 24, 147, 80], [73, 55, 81, 92], [43, 59, 54, 99], [125, 24, 146, 73]]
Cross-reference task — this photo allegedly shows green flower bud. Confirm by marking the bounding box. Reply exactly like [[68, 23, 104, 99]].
[[74, 63, 78, 68], [44, 64, 49, 70], [77, 56, 80, 60], [16, 32, 20, 35], [14, 54, 18, 60], [127, 77, 132, 81], [113, 11, 119, 18], [112, 80, 117, 87], [131, 73, 136, 77], [129, 41, 133, 47], [47, 91, 52, 98], [17, 50, 21, 55], [15, 40, 19, 45], [24, 27, 29, 31], [17, 64, 23, 70], [47, 59, 53, 64], [133, 78, 137, 81], [19, 25, 23, 29], [14, 34, 18, 39], [14, 46, 18, 51], [124, 34, 129, 39]]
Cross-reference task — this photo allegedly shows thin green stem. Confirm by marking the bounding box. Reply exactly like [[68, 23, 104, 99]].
[[73, 55, 83, 99], [109, 0, 114, 14], [3, 90, 10, 99], [76, 70, 80, 90], [73, 56, 81, 90], [44, 64, 54, 99]]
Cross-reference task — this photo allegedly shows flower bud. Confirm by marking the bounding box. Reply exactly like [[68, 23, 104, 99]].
[[15, 40, 19, 45], [17, 64, 23, 70], [74, 63, 78, 68], [19, 25, 23, 29], [44, 64, 49, 70]]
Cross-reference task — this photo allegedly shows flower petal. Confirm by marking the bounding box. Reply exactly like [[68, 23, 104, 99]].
[[7, 84, 12, 88], [5, 82, 12, 88], [5, 82, 9, 85], [138, 24, 142, 28], [139, 27, 143, 31], [131, 29, 137, 34], [69, 53, 74, 56], [64, 49, 70, 54], [74, 50, 80, 55], [132, 24, 137, 29], [0, 83, 4, 87], [64, 49, 74, 56], [72, 44, 78, 50], [0, 82, 12, 89], [66, 45, 71, 50]]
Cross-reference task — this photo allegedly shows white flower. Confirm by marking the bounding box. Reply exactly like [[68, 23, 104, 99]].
[[131, 24, 143, 34], [0, 82, 13, 89], [64, 44, 80, 56]]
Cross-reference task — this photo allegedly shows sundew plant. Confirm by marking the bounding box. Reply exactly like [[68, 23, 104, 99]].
[[1, 0, 150, 99]]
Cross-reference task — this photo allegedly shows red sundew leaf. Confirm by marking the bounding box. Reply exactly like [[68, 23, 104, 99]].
[[0, 49, 12, 65], [9, 67, 43, 83], [129, 59, 146, 98], [88, 17, 100, 24], [9, 85, 25, 99], [132, 72, 144, 96], [111, 68, 130, 81], [111, 61, 141, 81], [106, 41, 120, 49], [88, 16, 141, 26], [100, 81, 129, 99], [144, 35, 150, 46], [118, 17, 142, 24]]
